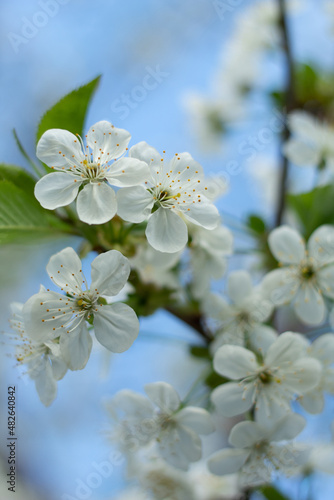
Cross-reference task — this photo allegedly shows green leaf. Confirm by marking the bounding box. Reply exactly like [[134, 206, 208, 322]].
[[13, 129, 43, 178], [0, 180, 72, 244], [189, 345, 211, 360], [0, 163, 36, 195], [247, 214, 267, 234], [36, 75, 101, 144], [288, 184, 334, 239], [260, 485, 290, 500]]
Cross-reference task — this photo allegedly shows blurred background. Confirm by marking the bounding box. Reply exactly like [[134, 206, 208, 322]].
[[1, 0, 334, 498]]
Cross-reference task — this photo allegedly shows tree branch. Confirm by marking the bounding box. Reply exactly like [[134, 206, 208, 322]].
[[274, 0, 296, 227]]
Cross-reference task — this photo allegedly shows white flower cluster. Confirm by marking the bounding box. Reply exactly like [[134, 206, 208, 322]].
[[7, 104, 334, 497], [9, 247, 139, 405], [35, 122, 220, 254]]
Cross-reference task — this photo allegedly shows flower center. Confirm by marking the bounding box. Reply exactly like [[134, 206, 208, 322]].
[[300, 264, 315, 280], [259, 370, 273, 384], [82, 160, 105, 180], [76, 293, 97, 315]]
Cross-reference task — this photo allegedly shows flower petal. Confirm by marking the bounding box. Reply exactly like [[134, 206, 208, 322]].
[[87, 121, 131, 160], [116, 186, 154, 223], [59, 323, 92, 371], [175, 407, 214, 435], [282, 357, 322, 394], [49, 354, 68, 381], [93, 302, 139, 353], [299, 390, 324, 414], [33, 358, 57, 407], [184, 202, 220, 230], [46, 246, 83, 294], [247, 325, 278, 356], [317, 265, 334, 299], [144, 381, 180, 413], [227, 271, 253, 306], [106, 157, 149, 187], [36, 129, 85, 168], [146, 208, 188, 253], [34, 172, 80, 209], [158, 425, 201, 470], [293, 284, 326, 325], [283, 139, 320, 166], [90, 250, 130, 296], [308, 225, 334, 266], [265, 332, 308, 366], [268, 413, 306, 441], [311, 333, 334, 365], [268, 226, 305, 264], [229, 421, 264, 448], [129, 141, 162, 165], [76, 182, 117, 225], [261, 268, 299, 306], [211, 382, 254, 417], [208, 449, 250, 476], [23, 290, 73, 342], [213, 345, 258, 379]]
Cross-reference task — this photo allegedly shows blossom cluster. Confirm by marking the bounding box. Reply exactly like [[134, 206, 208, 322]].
[[7, 9, 334, 492], [7, 114, 334, 494]]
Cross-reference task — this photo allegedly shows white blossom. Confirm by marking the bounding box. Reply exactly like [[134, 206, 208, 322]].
[[211, 332, 321, 426], [298, 333, 334, 414], [8, 300, 67, 406], [204, 270, 274, 351], [107, 381, 214, 470], [130, 244, 182, 290], [262, 225, 334, 325], [283, 111, 334, 170], [208, 414, 307, 486], [116, 142, 220, 253], [22, 247, 139, 370], [189, 224, 233, 300], [35, 121, 149, 224]]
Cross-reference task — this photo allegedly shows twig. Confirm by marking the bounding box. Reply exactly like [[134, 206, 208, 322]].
[[274, 0, 296, 227]]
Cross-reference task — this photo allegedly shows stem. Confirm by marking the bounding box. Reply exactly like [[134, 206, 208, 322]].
[[274, 0, 296, 227]]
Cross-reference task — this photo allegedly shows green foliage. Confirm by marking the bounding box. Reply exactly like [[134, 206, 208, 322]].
[[288, 184, 334, 239], [260, 485, 290, 500], [246, 214, 267, 235], [204, 368, 228, 389], [36, 75, 101, 145], [126, 270, 178, 316], [0, 163, 36, 194], [0, 179, 72, 244], [271, 63, 334, 117], [189, 345, 211, 360]]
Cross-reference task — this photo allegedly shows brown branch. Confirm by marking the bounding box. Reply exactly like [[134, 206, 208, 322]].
[[274, 0, 296, 227]]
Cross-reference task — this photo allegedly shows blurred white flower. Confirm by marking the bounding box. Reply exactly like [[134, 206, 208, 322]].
[[189, 224, 233, 299], [130, 244, 181, 290], [203, 270, 274, 351], [208, 414, 307, 486], [211, 332, 321, 425], [8, 300, 67, 406], [283, 111, 334, 170], [107, 381, 214, 470], [262, 225, 334, 325], [298, 333, 334, 414]]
